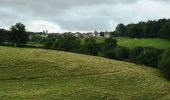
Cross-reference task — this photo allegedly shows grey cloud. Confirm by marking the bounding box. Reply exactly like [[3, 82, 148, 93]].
[[0, 0, 139, 16], [0, 0, 170, 32]]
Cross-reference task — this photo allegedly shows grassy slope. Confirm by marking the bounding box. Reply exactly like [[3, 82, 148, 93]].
[[0, 46, 170, 100], [81, 37, 170, 49]]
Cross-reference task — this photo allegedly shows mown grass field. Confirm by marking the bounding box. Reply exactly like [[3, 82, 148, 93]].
[[81, 37, 170, 49], [0, 46, 170, 100]]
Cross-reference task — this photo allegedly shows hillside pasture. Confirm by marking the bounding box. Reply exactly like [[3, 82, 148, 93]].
[[0, 46, 170, 99]]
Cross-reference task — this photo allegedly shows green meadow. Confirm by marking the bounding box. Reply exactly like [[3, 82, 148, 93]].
[[81, 37, 170, 49]]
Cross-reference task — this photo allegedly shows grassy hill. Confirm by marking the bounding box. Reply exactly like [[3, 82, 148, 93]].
[[81, 37, 170, 49], [0, 46, 170, 100]]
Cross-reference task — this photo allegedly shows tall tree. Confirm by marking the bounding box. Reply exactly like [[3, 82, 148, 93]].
[[0, 28, 6, 42], [160, 22, 170, 40], [115, 23, 127, 37], [9, 23, 29, 46]]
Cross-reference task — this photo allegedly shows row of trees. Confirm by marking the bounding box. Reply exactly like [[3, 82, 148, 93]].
[[0, 23, 29, 46], [115, 18, 170, 39]]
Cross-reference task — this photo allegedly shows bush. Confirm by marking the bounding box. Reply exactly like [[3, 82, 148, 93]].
[[159, 49, 170, 79], [114, 46, 129, 59], [100, 38, 117, 57], [137, 47, 162, 68], [51, 35, 81, 52], [30, 35, 44, 42], [130, 47, 144, 61], [103, 49, 115, 59], [130, 47, 162, 68], [83, 38, 98, 55], [44, 41, 53, 48]]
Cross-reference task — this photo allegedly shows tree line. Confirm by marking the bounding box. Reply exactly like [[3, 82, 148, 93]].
[[114, 18, 170, 39]]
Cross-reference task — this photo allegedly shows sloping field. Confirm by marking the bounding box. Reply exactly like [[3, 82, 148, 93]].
[[0, 46, 170, 100]]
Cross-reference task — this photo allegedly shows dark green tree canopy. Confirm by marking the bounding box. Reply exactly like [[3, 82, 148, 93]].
[[160, 22, 170, 39], [114, 18, 170, 39], [115, 23, 127, 37], [159, 49, 170, 79], [10, 23, 29, 46], [83, 38, 98, 55], [0, 28, 8, 42]]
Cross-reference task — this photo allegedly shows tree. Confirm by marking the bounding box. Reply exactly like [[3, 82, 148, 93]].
[[115, 23, 127, 37], [160, 22, 170, 40], [116, 18, 170, 39], [159, 49, 170, 79], [9, 23, 29, 46], [0, 29, 7, 42], [127, 23, 143, 38]]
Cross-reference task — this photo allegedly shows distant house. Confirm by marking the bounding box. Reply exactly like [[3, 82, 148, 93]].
[[104, 31, 113, 38], [85, 32, 94, 37], [47, 33, 60, 39], [83, 31, 100, 38], [62, 32, 74, 37], [94, 31, 99, 37], [74, 32, 83, 37]]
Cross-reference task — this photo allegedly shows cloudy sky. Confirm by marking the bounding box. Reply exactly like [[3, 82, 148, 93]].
[[0, 0, 170, 33]]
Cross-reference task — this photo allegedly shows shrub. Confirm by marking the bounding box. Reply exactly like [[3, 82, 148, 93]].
[[30, 35, 44, 42], [103, 49, 115, 59], [44, 41, 53, 48], [83, 38, 98, 55], [51, 35, 81, 52], [130, 47, 162, 68], [130, 47, 144, 61], [114, 46, 129, 59], [137, 47, 162, 68], [100, 38, 117, 57], [159, 49, 170, 79]]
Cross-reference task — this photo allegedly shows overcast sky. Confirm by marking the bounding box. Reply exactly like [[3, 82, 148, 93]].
[[0, 0, 170, 33]]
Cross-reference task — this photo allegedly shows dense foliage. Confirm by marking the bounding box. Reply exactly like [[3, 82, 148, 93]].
[[100, 38, 117, 58], [114, 18, 170, 39], [52, 35, 81, 52], [0, 23, 29, 46], [159, 49, 170, 79], [82, 38, 98, 55], [10, 23, 29, 46], [130, 47, 162, 68]]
